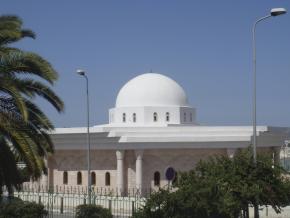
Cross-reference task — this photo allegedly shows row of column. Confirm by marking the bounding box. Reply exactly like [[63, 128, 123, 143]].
[[46, 147, 281, 191], [116, 150, 143, 195]]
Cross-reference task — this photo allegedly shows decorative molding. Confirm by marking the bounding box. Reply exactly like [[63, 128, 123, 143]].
[[135, 150, 144, 160], [116, 150, 125, 160]]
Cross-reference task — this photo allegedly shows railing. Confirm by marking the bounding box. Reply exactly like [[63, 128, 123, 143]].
[[3, 185, 150, 218], [19, 184, 155, 198], [4, 185, 290, 218]]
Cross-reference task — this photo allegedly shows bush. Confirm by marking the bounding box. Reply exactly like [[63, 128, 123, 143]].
[[0, 197, 47, 218], [76, 204, 113, 218], [133, 148, 290, 218]]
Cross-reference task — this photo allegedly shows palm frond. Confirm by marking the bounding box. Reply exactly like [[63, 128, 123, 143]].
[[0, 14, 63, 191], [0, 76, 28, 121], [0, 135, 22, 192], [0, 50, 58, 83], [0, 15, 35, 46], [12, 78, 64, 112]]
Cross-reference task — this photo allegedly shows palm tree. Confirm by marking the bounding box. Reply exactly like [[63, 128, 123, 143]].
[[0, 15, 64, 193]]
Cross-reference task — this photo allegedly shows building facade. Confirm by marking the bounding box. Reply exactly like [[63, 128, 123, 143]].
[[38, 73, 290, 194]]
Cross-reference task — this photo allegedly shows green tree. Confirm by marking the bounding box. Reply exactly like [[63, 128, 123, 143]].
[[134, 148, 290, 218], [0, 15, 64, 193]]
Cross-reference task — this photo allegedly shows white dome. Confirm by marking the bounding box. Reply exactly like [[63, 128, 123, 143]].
[[116, 73, 189, 107]]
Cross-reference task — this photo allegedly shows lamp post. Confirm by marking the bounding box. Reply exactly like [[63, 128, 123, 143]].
[[252, 8, 286, 165], [77, 69, 91, 204]]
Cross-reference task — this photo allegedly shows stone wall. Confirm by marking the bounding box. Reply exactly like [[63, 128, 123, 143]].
[[50, 150, 117, 188], [47, 148, 228, 190], [141, 148, 227, 189]]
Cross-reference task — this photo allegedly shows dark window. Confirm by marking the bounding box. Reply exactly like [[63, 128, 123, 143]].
[[153, 112, 158, 122], [105, 172, 110, 186], [133, 113, 136, 122], [63, 171, 68, 185], [166, 112, 170, 122], [91, 172, 96, 185], [183, 113, 186, 122], [154, 171, 160, 186], [122, 113, 126, 122], [190, 113, 192, 122], [77, 171, 82, 185]]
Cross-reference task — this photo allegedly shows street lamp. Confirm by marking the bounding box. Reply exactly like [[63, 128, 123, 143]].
[[252, 8, 286, 165], [77, 69, 91, 204]]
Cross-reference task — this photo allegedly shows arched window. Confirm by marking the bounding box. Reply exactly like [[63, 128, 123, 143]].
[[133, 113, 136, 122], [122, 113, 126, 122], [190, 113, 193, 122], [183, 112, 186, 122], [153, 112, 158, 122], [154, 171, 160, 186], [91, 172, 96, 185], [105, 172, 110, 186], [63, 171, 68, 185], [166, 112, 170, 122], [77, 171, 82, 185]]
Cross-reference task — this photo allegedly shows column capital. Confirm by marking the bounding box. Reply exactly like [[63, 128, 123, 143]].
[[135, 150, 144, 160], [227, 148, 237, 159], [116, 150, 125, 160]]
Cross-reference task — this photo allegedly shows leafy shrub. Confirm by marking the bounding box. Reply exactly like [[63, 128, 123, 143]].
[[0, 197, 47, 218], [76, 204, 113, 218], [133, 148, 290, 218]]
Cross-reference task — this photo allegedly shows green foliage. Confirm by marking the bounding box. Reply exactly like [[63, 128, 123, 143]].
[[134, 148, 290, 218], [76, 204, 113, 218], [19, 167, 31, 183], [0, 197, 47, 218], [0, 15, 64, 193]]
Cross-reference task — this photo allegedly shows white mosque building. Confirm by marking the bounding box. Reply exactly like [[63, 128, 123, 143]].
[[41, 73, 289, 194]]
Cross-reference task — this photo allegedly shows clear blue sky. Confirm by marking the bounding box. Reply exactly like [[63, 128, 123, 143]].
[[2, 0, 290, 127]]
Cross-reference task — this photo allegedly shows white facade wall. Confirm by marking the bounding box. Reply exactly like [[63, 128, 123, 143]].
[[144, 106, 180, 125], [179, 107, 196, 125], [109, 107, 145, 124], [109, 106, 196, 126]]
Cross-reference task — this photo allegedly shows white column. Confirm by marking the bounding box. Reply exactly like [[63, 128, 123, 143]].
[[116, 150, 124, 195], [135, 150, 144, 192]]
